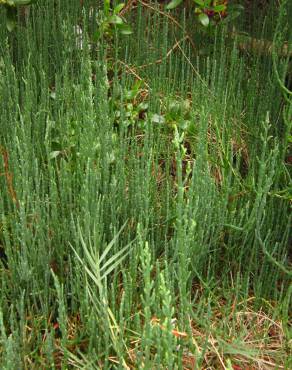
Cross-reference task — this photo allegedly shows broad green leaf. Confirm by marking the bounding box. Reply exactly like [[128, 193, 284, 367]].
[[108, 15, 123, 25], [166, 0, 183, 10], [49, 151, 62, 160], [213, 4, 226, 12], [224, 11, 241, 22], [113, 3, 125, 14], [137, 102, 148, 111], [227, 4, 244, 12], [6, 18, 16, 32], [6, 7, 17, 32], [124, 90, 136, 100], [117, 23, 133, 35], [151, 114, 165, 124], [132, 79, 143, 91], [193, 0, 205, 6], [198, 13, 209, 27]]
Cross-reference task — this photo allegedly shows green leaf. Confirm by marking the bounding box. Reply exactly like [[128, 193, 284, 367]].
[[213, 4, 226, 12], [137, 102, 148, 111], [50, 91, 56, 100], [224, 11, 241, 22], [227, 4, 244, 12], [6, 18, 16, 32], [70, 221, 134, 292], [100, 242, 132, 276], [124, 89, 136, 100], [6, 7, 17, 32], [49, 151, 62, 160], [117, 23, 133, 35], [178, 119, 190, 131], [103, 0, 111, 16], [113, 3, 125, 14], [193, 0, 205, 6], [198, 13, 209, 27], [99, 222, 127, 264], [151, 114, 165, 124], [93, 29, 101, 41], [166, 0, 183, 10], [108, 15, 123, 25]]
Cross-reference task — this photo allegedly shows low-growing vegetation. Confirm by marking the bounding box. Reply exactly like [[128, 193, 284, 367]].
[[0, 0, 291, 368]]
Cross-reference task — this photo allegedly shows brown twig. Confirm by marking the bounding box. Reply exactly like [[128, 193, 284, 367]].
[[120, 0, 137, 17], [175, 38, 216, 97], [116, 59, 150, 89], [137, 0, 196, 51], [136, 36, 188, 69]]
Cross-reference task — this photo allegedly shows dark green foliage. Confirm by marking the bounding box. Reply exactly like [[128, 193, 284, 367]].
[[0, 1, 291, 368]]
